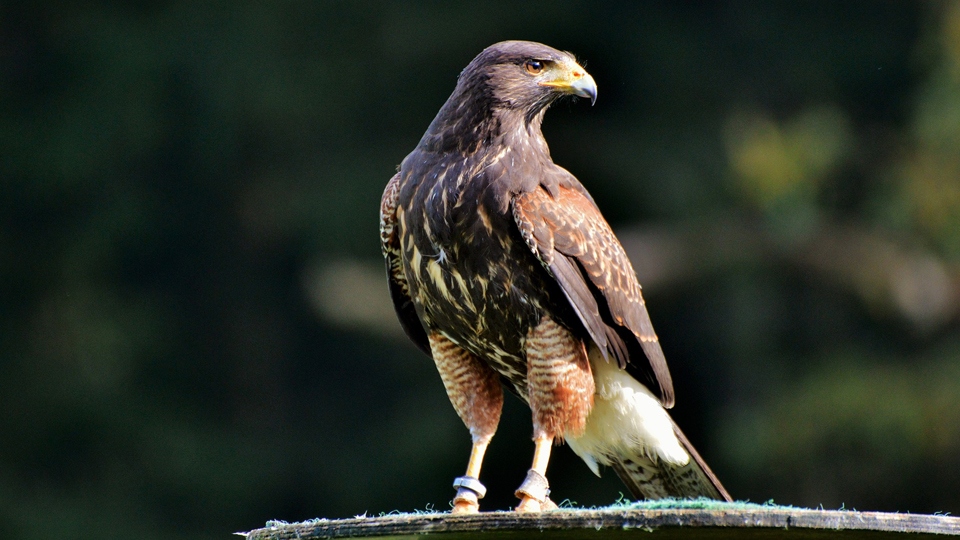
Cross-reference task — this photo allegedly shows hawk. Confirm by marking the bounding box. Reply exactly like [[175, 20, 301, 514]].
[[380, 40, 731, 513]]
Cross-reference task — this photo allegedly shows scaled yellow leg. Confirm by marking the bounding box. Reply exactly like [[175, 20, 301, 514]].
[[452, 440, 490, 514]]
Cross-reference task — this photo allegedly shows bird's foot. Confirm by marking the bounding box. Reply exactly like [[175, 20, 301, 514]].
[[452, 499, 479, 514], [452, 476, 485, 514], [515, 495, 541, 513], [514, 469, 557, 512], [516, 494, 558, 512]]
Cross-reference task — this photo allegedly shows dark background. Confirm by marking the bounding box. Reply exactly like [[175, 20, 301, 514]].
[[4, 2, 960, 539]]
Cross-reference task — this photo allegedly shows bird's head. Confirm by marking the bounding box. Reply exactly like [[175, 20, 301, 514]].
[[421, 41, 596, 153], [457, 41, 597, 118]]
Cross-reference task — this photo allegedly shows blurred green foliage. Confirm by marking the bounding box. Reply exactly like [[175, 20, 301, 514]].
[[2, 2, 960, 539]]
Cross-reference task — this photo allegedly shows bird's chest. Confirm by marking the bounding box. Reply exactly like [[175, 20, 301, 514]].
[[399, 178, 548, 364]]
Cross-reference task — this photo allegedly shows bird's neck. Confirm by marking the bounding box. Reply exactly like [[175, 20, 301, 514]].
[[497, 108, 551, 159], [421, 91, 551, 161]]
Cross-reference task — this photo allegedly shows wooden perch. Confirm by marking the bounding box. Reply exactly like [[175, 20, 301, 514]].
[[245, 504, 960, 539]]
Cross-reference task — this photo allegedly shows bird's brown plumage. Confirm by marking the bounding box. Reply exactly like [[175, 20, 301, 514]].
[[380, 40, 730, 509], [513, 184, 674, 406]]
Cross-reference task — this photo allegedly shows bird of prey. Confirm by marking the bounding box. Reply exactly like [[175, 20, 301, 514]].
[[380, 40, 731, 513]]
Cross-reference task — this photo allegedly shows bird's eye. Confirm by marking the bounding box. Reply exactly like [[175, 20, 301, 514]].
[[524, 60, 544, 75]]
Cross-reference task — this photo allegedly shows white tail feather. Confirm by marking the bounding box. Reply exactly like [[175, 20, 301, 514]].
[[567, 347, 689, 475]]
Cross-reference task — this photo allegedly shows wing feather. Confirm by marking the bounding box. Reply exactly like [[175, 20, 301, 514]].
[[381, 173, 430, 355], [513, 183, 674, 407], [548, 254, 615, 356]]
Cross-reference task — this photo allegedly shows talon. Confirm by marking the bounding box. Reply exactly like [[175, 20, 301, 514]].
[[452, 499, 479, 514], [516, 494, 558, 512], [516, 495, 542, 513]]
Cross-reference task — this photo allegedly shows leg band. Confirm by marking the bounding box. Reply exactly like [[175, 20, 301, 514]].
[[453, 475, 486, 506], [514, 469, 550, 503]]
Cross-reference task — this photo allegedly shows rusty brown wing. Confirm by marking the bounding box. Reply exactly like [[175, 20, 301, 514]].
[[512, 184, 675, 407]]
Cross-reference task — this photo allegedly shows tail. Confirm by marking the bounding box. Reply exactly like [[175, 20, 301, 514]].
[[609, 420, 731, 501], [566, 348, 731, 501]]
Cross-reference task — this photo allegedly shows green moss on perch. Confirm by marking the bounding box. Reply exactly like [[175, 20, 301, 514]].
[[244, 500, 960, 539]]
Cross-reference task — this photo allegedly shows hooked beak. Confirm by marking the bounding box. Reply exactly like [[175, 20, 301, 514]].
[[539, 63, 598, 106], [569, 72, 597, 105]]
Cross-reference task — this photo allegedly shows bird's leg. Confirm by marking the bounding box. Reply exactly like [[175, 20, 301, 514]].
[[452, 438, 490, 513], [515, 433, 558, 512], [428, 332, 503, 514], [516, 316, 595, 512]]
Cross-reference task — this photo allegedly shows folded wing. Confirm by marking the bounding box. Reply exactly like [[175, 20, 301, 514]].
[[512, 183, 674, 407]]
